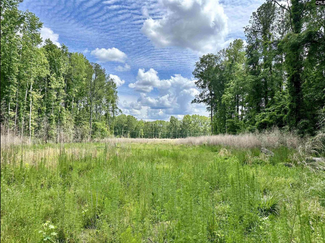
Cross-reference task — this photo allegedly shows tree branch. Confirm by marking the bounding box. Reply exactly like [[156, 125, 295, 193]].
[[272, 0, 289, 11], [271, 0, 293, 32]]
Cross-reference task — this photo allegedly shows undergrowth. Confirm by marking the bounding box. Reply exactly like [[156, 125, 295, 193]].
[[1, 143, 324, 242]]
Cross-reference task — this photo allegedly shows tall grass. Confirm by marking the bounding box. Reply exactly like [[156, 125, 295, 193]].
[[177, 128, 302, 149], [1, 127, 303, 150], [1, 143, 324, 242], [0, 132, 31, 148]]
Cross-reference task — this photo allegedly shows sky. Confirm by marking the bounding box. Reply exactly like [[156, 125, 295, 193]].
[[20, 0, 264, 121]]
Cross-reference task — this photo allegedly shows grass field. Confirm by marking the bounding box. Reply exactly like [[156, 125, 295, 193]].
[[1, 141, 325, 242]]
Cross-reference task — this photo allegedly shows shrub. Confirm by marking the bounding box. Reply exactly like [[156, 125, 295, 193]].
[[92, 122, 109, 139]]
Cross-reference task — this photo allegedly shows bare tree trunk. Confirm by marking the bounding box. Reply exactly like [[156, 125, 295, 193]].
[[89, 74, 96, 139], [8, 101, 10, 136], [29, 82, 33, 142], [21, 84, 28, 138], [14, 88, 19, 134], [210, 107, 213, 134], [90, 97, 93, 139]]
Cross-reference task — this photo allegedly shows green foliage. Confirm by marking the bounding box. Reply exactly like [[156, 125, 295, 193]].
[[120, 227, 142, 243], [38, 221, 58, 243], [92, 122, 109, 139], [1, 143, 324, 242], [112, 114, 210, 138], [192, 1, 324, 136], [0, 0, 119, 142]]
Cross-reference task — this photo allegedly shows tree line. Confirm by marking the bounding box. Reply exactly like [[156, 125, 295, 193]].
[[1, 0, 211, 141], [193, 0, 325, 136], [2, 0, 324, 142], [1, 0, 119, 142], [113, 114, 211, 138]]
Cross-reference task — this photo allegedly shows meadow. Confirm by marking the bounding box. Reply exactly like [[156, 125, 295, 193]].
[[1, 138, 325, 242]]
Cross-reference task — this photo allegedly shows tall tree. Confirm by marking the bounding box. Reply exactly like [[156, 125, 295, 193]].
[[192, 54, 219, 133]]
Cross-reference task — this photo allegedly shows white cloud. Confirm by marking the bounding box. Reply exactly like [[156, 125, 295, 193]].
[[83, 48, 89, 54], [115, 63, 131, 72], [141, 0, 228, 53], [109, 74, 125, 87], [91, 47, 127, 63], [222, 0, 264, 37], [103, 0, 119, 4], [124, 68, 209, 120], [138, 93, 173, 109], [141, 6, 150, 18], [40, 27, 61, 47], [129, 69, 196, 94], [128, 68, 163, 92]]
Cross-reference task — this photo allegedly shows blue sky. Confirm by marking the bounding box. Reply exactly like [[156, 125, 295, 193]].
[[20, 0, 264, 121]]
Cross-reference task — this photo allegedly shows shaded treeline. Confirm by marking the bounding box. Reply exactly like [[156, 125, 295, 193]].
[[1, 0, 119, 142], [193, 0, 325, 135], [113, 114, 210, 138]]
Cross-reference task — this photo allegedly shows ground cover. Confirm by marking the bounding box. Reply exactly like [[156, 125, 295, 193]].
[[1, 142, 325, 242]]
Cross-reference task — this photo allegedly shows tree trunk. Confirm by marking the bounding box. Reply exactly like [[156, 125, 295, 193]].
[[14, 88, 19, 134], [89, 85, 93, 139], [21, 84, 28, 138], [8, 101, 10, 136], [210, 107, 213, 134], [29, 82, 33, 142]]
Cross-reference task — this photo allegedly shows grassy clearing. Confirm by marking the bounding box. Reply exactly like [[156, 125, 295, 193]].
[[1, 142, 325, 242]]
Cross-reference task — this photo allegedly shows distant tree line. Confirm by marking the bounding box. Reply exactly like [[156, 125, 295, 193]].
[[1, 0, 119, 142], [193, 0, 325, 136], [113, 114, 211, 138]]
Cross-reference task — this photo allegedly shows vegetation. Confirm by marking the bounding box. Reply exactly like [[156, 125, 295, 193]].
[[1, 0, 119, 142], [1, 0, 325, 242], [1, 142, 325, 242], [193, 0, 325, 136], [113, 114, 211, 138]]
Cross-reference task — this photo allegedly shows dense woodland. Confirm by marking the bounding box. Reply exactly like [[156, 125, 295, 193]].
[[1, 0, 325, 142], [1, 0, 120, 142], [193, 0, 325, 136]]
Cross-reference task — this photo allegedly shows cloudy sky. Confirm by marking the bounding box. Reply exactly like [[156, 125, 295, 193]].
[[20, 0, 264, 121]]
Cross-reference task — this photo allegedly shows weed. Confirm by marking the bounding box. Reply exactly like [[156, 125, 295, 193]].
[[38, 221, 58, 243]]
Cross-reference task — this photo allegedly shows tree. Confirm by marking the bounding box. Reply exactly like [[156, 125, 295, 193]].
[[192, 54, 219, 133], [222, 39, 247, 134], [168, 116, 180, 138]]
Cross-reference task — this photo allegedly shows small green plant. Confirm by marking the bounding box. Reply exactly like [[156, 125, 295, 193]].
[[120, 227, 142, 243], [38, 221, 58, 242], [258, 196, 279, 217]]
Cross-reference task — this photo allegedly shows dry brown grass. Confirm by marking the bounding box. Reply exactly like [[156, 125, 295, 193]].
[[1, 132, 31, 148], [1, 145, 103, 167], [176, 129, 302, 149], [91, 128, 303, 149], [1, 128, 303, 150], [95, 137, 177, 144]]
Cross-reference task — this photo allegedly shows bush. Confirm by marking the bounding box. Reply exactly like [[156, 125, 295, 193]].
[[92, 122, 109, 139]]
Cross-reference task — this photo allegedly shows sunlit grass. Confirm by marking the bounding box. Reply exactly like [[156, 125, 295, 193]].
[[1, 143, 324, 242]]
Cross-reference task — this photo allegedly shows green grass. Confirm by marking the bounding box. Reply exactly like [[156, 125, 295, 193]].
[[1, 143, 325, 242]]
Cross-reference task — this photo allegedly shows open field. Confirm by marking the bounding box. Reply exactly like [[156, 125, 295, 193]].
[[1, 141, 325, 242]]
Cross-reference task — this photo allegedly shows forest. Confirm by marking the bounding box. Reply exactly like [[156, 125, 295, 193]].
[[1, 0, 119, 142], [192, 0, 325, 136]]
